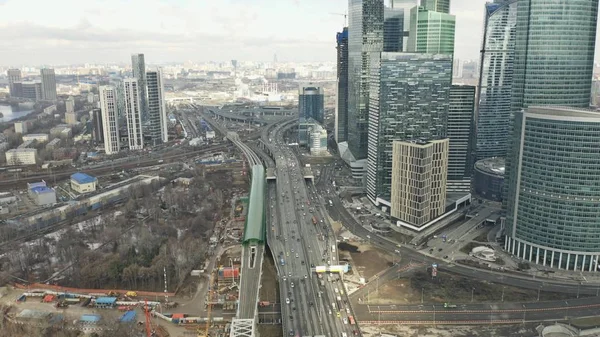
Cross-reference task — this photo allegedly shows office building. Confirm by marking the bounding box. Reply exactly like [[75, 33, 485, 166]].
[[309, 124, 329, 156], [14, 122, 27, 134], [70, 173, 98, 194], [476, 0, 518, 160], [299, 84, 324, 124], [21, 82, 42, 101], [505, 106, 600, 271], [407, 5, 455, 54], [348, 0, 384, 159], [131, 54, 148, 122], [422, 0, 450, 13], [5, 148, 37, 165], [366, 52, 452, 206], [40, 68, 57, 101], [388, 0, 419, 51], [447, 85, 475, 193], [390, 139, 449, 230], [123, 78, 144, 150], [146, 69, 169, 145], [335, 27, 349, 143], [511, 0, 598, 111], [99, 86, 120, 154], [474, 157, 505, 202], [7, 69, 21, 97], [92, 109, 104, 145]]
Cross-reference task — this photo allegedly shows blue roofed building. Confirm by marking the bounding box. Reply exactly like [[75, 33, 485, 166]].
[[94, 297, 117, 308], [80, 314, 101, 324], [27, 181, 56, 206], [119, 310, 137, 322], [70, 172, 98, 194]]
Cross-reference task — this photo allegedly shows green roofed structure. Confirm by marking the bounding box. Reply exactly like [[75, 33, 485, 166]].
[[242, 165, 266, 245]]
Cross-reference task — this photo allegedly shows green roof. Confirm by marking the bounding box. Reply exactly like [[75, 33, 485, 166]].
[[242, 165, 265, 245]]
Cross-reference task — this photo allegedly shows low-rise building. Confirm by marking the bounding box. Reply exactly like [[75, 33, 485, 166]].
[[14, 121, 27, 134], [18, 140, 35, 149], [5, 148, 37, 165], [70, 172, 98, 193], [27, 181, 56, 206], [46, 138, 61, 150], [22, 133, 49, 142], [50, 125, 72, 138]]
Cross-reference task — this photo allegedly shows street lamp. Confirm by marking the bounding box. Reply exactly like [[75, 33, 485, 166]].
[[421, 288, 424, 304], [471, 288, 475, 303]]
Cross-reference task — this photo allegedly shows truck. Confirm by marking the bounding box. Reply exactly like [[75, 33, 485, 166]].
[[444, 303, 457, 308]]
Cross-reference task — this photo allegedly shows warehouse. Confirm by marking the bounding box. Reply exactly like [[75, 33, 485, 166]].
[[27, 181, 56, 206], [70, 172, 98, 193]]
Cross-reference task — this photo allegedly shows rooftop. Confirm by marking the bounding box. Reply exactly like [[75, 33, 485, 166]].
[[30, 186, 54, 194], [71, 172, 97, 184], [80, 314, 101, 322], [475, 157, 506, 176], [95, 297, 117, 305]]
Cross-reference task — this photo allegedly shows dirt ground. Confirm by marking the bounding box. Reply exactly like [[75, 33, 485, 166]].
[[367, 270, 578, 305], [257, 324, 284, 337], [259, 253, 280, 303], [339, 242, 395, 280], [361, 323, 537, 337]]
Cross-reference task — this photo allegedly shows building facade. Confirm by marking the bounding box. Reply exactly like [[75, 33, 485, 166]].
[[476, 0, 518, 160], [99, 86, 120, 154], [407, 6, 455, 54], [131, 54, 148, 122], [423, 0, 450, 13], [21, 82, 42, 101], [40, 68, 57, 101], [389, 0, 419, 51], [14, 122, 27, 134], [146, 69, 169, 145], [299, 84, 325, 124], [390, 139, 449, 229], [5, 148, 37, 165], [22, 134, 49, 142], [348, 0, 384, 159], [7, 69, 21, 97], [70, 173, 98, 194], [92, 109, 104, 145], [505, 107, 600, 272], [447, 85, 475, 193], [366, 52, 452, 206], [335, 27, 349, 143], [123, 78, 144, 150]]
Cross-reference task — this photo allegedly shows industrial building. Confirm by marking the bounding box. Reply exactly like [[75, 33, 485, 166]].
[[5, 148, 37, 165], [70, 173, 98, 194], [27, 181, 56, 206]]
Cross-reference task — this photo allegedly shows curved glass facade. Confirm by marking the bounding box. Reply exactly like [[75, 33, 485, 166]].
[[505, 107, 600, 271], [475, 0, 517, 160]]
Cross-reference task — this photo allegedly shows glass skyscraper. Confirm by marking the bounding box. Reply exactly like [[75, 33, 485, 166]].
[[505, 107, 600, 272], [407, 5, 455, 54], [348, 0, 384, 160], [147, 69, 169, 145], [131, 54, 148, 123], [423, 0, 450, 13], [447, 85, 476, 193], [299, 84, 325, 124], [476, 0, 518, 160], [335, 27, 349, 143], [384, 6, 404, 52], [366, 52, 452, 204]]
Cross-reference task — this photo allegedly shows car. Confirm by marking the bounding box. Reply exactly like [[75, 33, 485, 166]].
[[304, 274, 308, 279], [286, 298, 290, 304], [288, 272, 292, 277], [346, 308, 350, 314], [337, 312, 341, 318], [342, 333, 348, 337], [328, 309, 332, 315], [291, 282, 294, 288], [301, 260, 305, 265], [394, 249, 400, 253], [343, 317, 348, 324]]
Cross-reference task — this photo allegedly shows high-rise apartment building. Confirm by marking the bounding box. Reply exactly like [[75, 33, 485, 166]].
[[348, 0, 384, 160], [131, 54, 148, 122], [475, 0, 518, 160], [390, 139, 449, 230], [505, 107, 600, 272], [422, 0, 450, 13], [146, 69, 169, 145], [92, 109, 104, 145], [123, 78, 144, 150], [7, 69, 21, 97], [40, 68, 57, 101], [65, 96, 77, 124], [366, 52, 453, 205], [407, 5, 455, 54], [21, 82, 42, 101], [99, 86, 120, 154], [299, 84, 325, 124], [447, 85, 475, 193], [335, 27, 349, 144]]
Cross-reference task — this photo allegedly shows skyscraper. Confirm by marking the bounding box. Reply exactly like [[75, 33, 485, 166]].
[[123, 78, 144, 150], [131, 54, 148, 122], [299, 84, 325, 124], [99, 85, 120, 155], [422, 0, 450, 13], [384, 6, 404, 52], [511, 0, 598, 111], [40, 68, 57, 101], [335, 27, 349, 144], [447, 85, 476, 193], [347, 0, 384, 160], [389, 0, 419, 51], [7, 69, 21, 97], [366, 52, 453, 205], [146, 69, 169, 145], [407, 5, 455, 54], [476, 0, 518, 160]]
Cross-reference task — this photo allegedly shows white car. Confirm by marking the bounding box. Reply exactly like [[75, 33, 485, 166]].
[[286, 298, 290, 304], [343, 317, 348, 324]]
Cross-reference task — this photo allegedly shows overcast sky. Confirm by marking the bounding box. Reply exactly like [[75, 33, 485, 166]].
[[1, 0, 599, 66]]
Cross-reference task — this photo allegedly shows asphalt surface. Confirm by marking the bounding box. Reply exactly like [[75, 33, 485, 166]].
[[238, 244, 265, 319]]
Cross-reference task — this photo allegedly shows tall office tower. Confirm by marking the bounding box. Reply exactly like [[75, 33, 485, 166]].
[[366, 52, 453, 205], [92, 108, 104, 145], [384, 6, 404, 52], [146, 69, 169, 145], [335, 28, 349, 143], [504, 107, 600, 271], [347, 0, 384, 160], [99, 85, 120, 154], [476, 0, 518, 160], [511, 0, 598, 111], [422, 0, 450, 13], [131, 54, 148, 122], [452, 58, 463, 78], [7, 69, 21, 97], [299, 84, 325, 124], [407, 5, 455, 54], [122, 78, 144, 150], [389, 0, 419, 51], [447, 85, 476, 193], [390, 139, 449, 230], [40, 68, 57, 101]]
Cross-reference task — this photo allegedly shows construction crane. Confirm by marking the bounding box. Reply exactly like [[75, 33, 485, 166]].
[[329, 12, 348, 26], [144, 299, 152, 337], [198, 271, 215, 337]]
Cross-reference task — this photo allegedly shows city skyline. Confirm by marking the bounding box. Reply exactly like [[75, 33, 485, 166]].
[[4, 0, 600, 66]]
